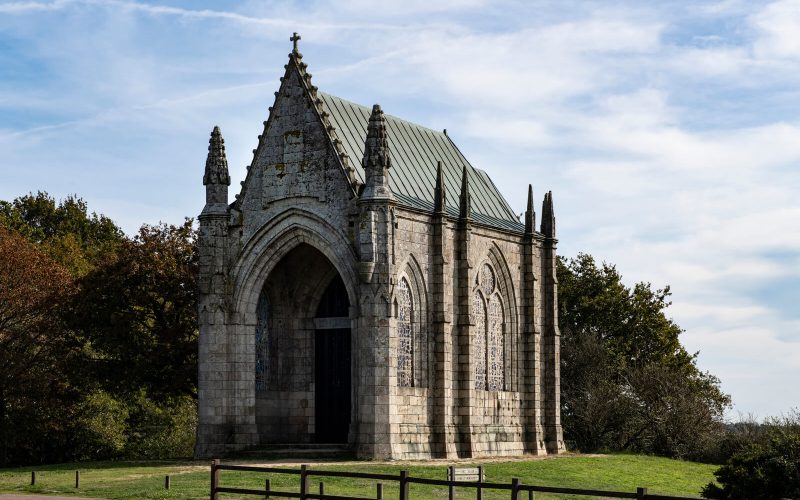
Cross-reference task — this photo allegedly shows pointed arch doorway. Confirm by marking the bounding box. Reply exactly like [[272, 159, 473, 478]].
[[313, 275, 351, 443], [254, 243, 353, 446]]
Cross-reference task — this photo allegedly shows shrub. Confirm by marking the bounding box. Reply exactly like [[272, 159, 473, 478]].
[[123, 393, 196, 459], [703, 410, 800, 499], [70, 390, 129, 460]]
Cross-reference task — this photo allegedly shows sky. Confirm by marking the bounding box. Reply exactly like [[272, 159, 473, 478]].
[[1, 0, 798, 419]]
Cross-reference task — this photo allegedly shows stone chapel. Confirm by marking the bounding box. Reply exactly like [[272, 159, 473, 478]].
[[195, 35, 565, 460]]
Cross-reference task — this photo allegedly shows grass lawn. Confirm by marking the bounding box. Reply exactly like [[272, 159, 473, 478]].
[[0, 454, 717, 499]]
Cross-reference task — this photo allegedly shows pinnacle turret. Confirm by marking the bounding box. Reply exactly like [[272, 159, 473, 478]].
[[203, 126, 231, 187], [541, 191, 555, 238], [525, 184, 535, 235], [459, 165, 471, 221], [202, 126, 230, 209], [360, 104, 394, 201], [434, 161, 446, 214]]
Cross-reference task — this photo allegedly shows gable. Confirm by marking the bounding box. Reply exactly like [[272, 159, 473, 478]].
[[234, 56, 358, 225], [319, 93, 524, 232]]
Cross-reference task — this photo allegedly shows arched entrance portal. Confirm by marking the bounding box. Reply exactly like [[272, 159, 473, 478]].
[[254, 243, 352, 445]]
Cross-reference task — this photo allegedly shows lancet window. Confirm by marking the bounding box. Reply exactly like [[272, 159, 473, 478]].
[[473, 290, 487, 390], [255, 290, 270, 393], [397, 278, 414, 387], [473, 263, 505, 391]]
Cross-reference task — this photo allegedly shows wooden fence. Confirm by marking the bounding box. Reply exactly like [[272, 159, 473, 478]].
[[209, 460, 702, 500]]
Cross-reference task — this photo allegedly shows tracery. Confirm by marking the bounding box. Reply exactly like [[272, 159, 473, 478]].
[[397, 278, 414, 387], [474, 263, 505, 391], [255, 291, 269, 393]]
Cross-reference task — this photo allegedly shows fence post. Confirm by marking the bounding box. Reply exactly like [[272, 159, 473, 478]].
[[399, 470, 409, 500], [319, 481, 325, 497], [511, 478, 520, 500], [528, 489, 534, 500], [210, 459, 220, 500], [30, 471, 36, 486], [477, 466, 483, 500], [448, 466, 454, 500], [165, 475, 171, 489], [637, 487, 648, 500], [300, 465, 309, 500], [266, 478, 271, 499], [75, 470, 80, 488], [376, 482, 383, 500]]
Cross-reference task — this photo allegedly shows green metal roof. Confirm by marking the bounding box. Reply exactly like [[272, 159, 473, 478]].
[[319, 92, 524, 233]]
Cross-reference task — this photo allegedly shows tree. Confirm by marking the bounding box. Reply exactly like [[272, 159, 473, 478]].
[[0, 192, 123, 276], [0, 226, 74, 465], [68, 220, 198, 400], [703, 411, 800, 499], [1, 194, 199, 463], [558, 253, 730, 459]]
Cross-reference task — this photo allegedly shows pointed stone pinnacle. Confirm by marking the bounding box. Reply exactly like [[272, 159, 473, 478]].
[[541, 191, 555, 238], [525, 184, 535, 235], [434, 161, 446, 214], [204, 126, 230, 186], [363, 104, 389, 171], [360, 104, 394, 201], [459, 165, 471, 220]]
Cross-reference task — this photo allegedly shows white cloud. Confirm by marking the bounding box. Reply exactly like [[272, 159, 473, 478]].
[[751, 0, 800, 59]]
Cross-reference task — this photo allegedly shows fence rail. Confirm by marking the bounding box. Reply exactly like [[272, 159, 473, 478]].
[[209, 460, 701, 500]]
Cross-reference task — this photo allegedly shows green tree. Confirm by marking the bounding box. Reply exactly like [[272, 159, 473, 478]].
[[68, 220, 198, 400], [703, 411, 800, 499], [558, 253, 730, 459], [0, 192, 123, 276]]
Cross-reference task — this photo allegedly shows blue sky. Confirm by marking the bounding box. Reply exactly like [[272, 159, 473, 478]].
[[1, 0, 798, 418]]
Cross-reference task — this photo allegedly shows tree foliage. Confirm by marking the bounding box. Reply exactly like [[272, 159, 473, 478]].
[[0, 191, 123, 276], [0, 194, 198, 465], [703, 411, 800, 499], [558, 253, 730, 460], [0, 226, 75, 464], [68, 220, 198, 401]]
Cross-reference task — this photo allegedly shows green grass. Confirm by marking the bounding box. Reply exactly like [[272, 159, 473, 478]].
[[0, 454, 717, 499]]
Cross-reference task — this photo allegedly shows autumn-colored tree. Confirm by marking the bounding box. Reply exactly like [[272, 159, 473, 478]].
[[0, 226, 73, 465]]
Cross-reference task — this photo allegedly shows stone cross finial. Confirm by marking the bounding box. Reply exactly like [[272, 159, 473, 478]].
[[290, 32, 301, 53]]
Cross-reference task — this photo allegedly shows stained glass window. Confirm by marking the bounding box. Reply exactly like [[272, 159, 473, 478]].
[[255, 290, 269, 393], [475, 263, 505, 392], [473, 291, 487, 390], [397, 278, 413, 387], [481, 263, 495, 296], [487, 295, 504, 391]]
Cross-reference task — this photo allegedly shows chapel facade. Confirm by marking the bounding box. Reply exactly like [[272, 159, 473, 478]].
[[195, 36, 565, 460]]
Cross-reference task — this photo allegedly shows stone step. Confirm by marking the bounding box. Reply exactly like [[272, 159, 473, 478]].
[[236, 443, 354, 459]]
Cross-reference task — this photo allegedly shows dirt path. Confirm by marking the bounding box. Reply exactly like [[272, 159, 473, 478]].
[[0, 496, 104, 500]]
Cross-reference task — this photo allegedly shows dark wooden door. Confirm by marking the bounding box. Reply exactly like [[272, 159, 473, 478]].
[[314, 328, 351, 443]]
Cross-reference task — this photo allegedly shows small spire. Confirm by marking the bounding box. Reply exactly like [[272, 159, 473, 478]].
[[524, 184, 535, 235], [434, 161, 446, 214], [360, 104, 394, 201], [541, 191, 555, 238], [203, 126, 230, 186], [459, 165, 471, 221], [290, 32, 301, 54]]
